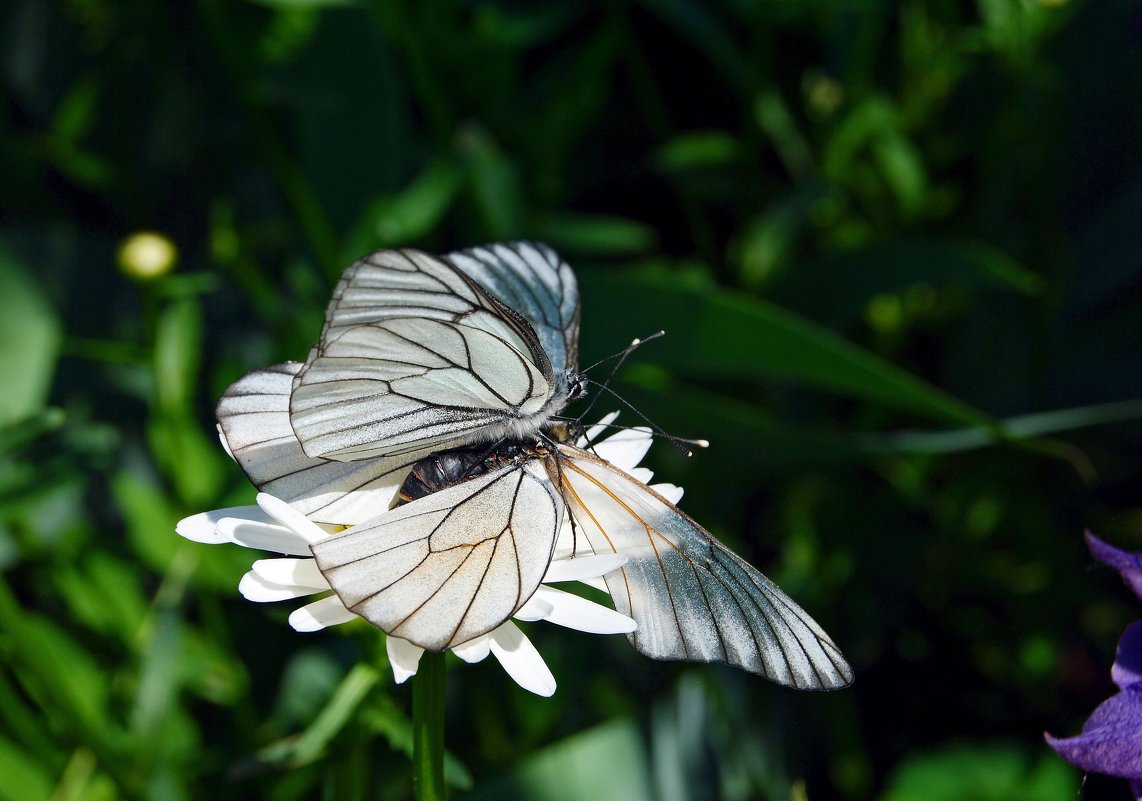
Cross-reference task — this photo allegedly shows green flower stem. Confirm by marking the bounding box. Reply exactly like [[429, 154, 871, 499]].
[[412, 651, 446, 801]]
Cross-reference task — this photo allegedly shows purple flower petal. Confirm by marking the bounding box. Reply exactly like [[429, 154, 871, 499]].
[[1086, 531, 1142, 600], [1046, 684, 1142, 779], [1114, 621, 1142, 690]]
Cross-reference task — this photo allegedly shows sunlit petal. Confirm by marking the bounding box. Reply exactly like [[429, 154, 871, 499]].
[[489, 622, 556, 697], [252, 558, 329, 590], [528, 586, 636, 634], [387, 636, 425, 683], [543, 553, 627, 583], [176, 505, 268, 544], [288, 595, 357, 632], [239, 571, 317, 602], [256, 493, 327, 546], [452, 635, 492, 664]]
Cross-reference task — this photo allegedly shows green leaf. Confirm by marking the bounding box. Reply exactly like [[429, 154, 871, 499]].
[[344, 159, 464, 257], [532, 213, 657, 256], [258, 663, 380, 767], [582, 268, 995, 428], [767, 238, 1042, 326], [0, 736, 52, 801], [459, 127, 523, 240], [465, 720, 654, 801], [875, 743, 1077, 801], [652, 130, 741, 172], [0, 244, 62, 426]]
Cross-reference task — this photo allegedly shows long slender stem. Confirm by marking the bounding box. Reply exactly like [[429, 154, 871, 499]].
[[412, 651, 446, 801]]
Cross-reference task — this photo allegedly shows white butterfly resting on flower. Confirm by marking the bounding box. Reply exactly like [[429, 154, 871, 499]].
[[210, 242, 853, 691]]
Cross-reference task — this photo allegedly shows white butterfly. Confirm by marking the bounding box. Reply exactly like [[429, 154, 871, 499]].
[[218, 241, 853, 690]]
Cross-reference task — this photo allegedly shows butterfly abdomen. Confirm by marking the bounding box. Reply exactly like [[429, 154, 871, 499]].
[[397, 440, 544, 504]]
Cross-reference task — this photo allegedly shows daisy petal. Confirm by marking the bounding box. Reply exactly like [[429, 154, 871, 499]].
[[579, 576, 608, 592], [514, 595, 556, 621], [581, 412, 621, 446], [628, 467, 654, 484], [452, 635, 492, 664], [387, 636, 425, 683], [289, 595, 356, 632], [592, 427, 652, 471], [528, 586, 637, 634], [252, 558, 329, 590], [218, 518, 313, 556], [489, 622, 556, 697], [239, 571, 317, 602], [650, 483, 684, 505], [256, 493, 327, 546], [176, 506, 268, 543], [543, 553, 628, 583]]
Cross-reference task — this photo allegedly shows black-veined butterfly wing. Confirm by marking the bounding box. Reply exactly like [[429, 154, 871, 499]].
[[310, 460, 563, 651], [556, 446, 854, 690], [216, 363, 435, 526], [289, 245, 580, 462], [448, 241, 581, 375]]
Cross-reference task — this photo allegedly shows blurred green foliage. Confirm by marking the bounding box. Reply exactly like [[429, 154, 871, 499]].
[[2, 0, 1141, 799]]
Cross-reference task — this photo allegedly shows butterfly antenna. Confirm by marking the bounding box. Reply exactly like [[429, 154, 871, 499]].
[[578, 331, 665, 423], [584, 379, 709, 457]]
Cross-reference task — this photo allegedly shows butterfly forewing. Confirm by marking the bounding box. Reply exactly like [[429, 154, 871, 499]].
[[448, 241, 581, 375], [555, 447, 854, 690], [310, 459, 563, 651], [216, 363, 434, 526], [289, 318, 554, 459], [290, 245, 580, 461]]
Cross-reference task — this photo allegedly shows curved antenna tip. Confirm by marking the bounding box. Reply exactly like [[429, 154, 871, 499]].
[[694, 439, 710, 449]]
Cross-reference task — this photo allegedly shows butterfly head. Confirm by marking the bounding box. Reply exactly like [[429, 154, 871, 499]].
[[564, 370, 587, 404]]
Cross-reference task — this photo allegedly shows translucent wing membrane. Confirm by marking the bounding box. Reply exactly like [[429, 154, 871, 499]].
[[290, 246, 580, 461], [448, 241, 581, 375], [216, 363, 433, 525], [290, 318, 553, 459], [311, 460, 563, 651], [556, 447, 854, 690]]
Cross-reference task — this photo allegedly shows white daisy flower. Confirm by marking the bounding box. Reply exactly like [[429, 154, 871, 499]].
[[177, 419, 682, 697]]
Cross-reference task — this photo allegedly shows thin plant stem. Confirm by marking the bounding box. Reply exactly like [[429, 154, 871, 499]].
[[412, 651, 446, 801]]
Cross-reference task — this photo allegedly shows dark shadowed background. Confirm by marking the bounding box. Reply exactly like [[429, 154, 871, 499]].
[[2, 0, 1142, 799]]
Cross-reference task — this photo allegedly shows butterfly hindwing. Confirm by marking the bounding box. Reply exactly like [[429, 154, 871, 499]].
[[555, 446, 854, 690], [216, 363, 434, 526], [311, 458, 563, 651]]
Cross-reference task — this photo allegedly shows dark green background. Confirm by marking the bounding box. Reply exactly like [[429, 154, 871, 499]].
[[3, 0, 1142, 799]]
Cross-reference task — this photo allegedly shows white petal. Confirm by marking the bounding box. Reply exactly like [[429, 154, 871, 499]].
[[579, 576, 608, 593], [387, 636, 425, 683], [543, 553, 628, 583], [252, 558, 329, 590], [650, 483, 684, 505], [176, 505, 267, 543], [514, 594, 556, 621], [288, 595, 357, 632], [526, 586, 636, 634], [239, 571, 317, 602], [628, 467, 653, 484], [451, 634, 492, 664], [489, 622, 556, 697], [218, 518, 312, 556], [256, 493, 327, 546], [591, 427, 652, 471], [580, 412, 620, 446]]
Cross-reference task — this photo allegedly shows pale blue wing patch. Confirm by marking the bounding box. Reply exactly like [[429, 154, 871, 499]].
[[447, 241, 581, 374], [556, 447, 854, 690]]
